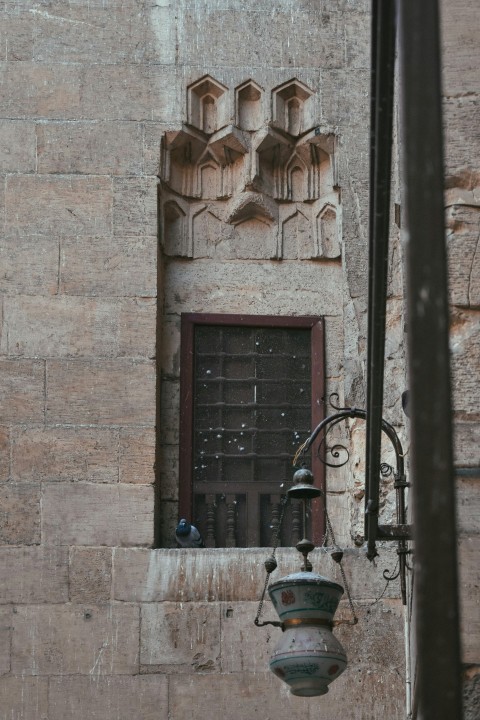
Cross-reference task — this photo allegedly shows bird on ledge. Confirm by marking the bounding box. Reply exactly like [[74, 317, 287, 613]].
[[175, 518, 205, 548]]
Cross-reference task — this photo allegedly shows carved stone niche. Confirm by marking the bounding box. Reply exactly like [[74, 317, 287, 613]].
[[236, 80, 264, 132], [272, 79, 314, 136], [188, 76, 229, 135], [159, 76, 341, 262]]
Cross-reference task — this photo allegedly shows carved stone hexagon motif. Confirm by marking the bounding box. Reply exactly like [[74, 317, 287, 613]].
[[271, 78, 314, 136], [188, 75, 229, 134], [235, 80, 264, 132], [160, 76, 341, 261]]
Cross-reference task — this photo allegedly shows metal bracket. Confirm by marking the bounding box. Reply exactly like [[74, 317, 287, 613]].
[[377, 524, 413, 541]]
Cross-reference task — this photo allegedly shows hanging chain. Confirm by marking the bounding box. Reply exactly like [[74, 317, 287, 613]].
[[254, 495, 358, 628], [254, 495, 289, 627], [324, 508, 358, 626]]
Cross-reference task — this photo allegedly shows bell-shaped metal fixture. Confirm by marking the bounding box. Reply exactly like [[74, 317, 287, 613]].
[[287, 467, 322, 500], [268, 571, 347, 696]]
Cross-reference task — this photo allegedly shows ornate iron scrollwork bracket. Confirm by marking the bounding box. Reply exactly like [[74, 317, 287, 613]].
[[297, 394, 412, 604]]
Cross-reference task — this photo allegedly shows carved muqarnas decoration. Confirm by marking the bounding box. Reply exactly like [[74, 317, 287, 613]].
[[160, 76, 341, 261]]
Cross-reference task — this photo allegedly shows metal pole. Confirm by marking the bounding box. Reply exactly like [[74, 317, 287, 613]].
[[365, 0, 397, 560], [398, 1, 462, 718], [365, 0, 378, 528]]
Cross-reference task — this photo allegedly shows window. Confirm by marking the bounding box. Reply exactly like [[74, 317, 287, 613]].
[[179, 314, 325, 547]]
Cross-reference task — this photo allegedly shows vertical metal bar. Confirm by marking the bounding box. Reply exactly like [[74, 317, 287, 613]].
[[398, 1, 462, 718], [364, 0, 378, 531], [365, 0, 396, 560]]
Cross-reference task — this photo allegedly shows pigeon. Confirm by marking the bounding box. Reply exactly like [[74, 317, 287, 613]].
[[175, 518, 205, 548]]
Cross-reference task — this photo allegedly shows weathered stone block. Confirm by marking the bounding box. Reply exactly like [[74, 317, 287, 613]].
[[325, 315, 344, 379], [11, 604, 140, 675], [113, 547, 397, 604], [0, 677, 48, 720], [169, 672, 311, 720], [0, 546, 68, 604], [37, 122, 144, 176], [444, 98, 480, 183], [5, 175, 113, 237], [0, 235, 59, 296], [159, 314, 181, 377], [320, 69, 370, 129], [164, 260, 343, 316], [0, 191, 4, 243], [60, 235, 157, 297], [219, 599, 404, 678], [143, 122, 171, 176], [0, 359, 44, 423], [148, 5, 177, 65], [81, 64, 181, 122], [42, 483, 153, 546], [220, 601, 275, 673], [116, 298, 156, 358], [168, 669, 404, 720], [441, 0, 479, 97], [456, 473, 480, 536], [3, 295, 156, 359], [119, 427, 155, 484], [157, 498, 180, 549], [178, 9, 345, 69], [325, 492, 350, 548], [140, 602, 221, 670], [334, 546, 403, 601], [31, 3, 158, 65], [12, 426, 119, 483], [48, 676, 168, 720], [454, 421, 480, 467], [0, 483, 40, 545], [343, 10, 371, 69], [0, 428, 8, 482], [0, 62, 180, 122], [0, 607, 12, 675], [46, 359, 155, 425], [0, 9, 34, 62], [325, 462, 349, 493], [0, 62, 80, 118], [159, 378, 180, 445], [69, 547, 113, 603], [334, 599, 405, 669], [113, 177, 158, 237], [446, 206, 480, 307], [459, 535, 480, 664], [463, 668, 480, 720], [158, 443, 179, 500], [450, 310, 480, 415], [325, 0, 370, 9], [0, 120, 35, 172], [114, 548, 282, 603], [318, 666, 405, 719]]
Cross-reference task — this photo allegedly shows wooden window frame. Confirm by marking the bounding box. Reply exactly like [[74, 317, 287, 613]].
[[179, 313, 326, 545]]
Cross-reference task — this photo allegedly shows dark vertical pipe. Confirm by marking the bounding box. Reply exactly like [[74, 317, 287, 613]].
[[365, 0, 396, 560], [398, 1, 462, 718], [364, 0, 378, 528]]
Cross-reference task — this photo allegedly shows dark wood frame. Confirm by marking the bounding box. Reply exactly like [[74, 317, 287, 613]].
[[179, 313, 326, 545]]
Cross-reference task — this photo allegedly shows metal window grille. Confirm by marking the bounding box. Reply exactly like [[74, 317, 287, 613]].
[[179, 315, 325, 548]]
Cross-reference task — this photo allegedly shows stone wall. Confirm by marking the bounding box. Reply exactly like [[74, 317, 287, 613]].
[[443, 0, 480, 711], [0, 0, 477, 718]]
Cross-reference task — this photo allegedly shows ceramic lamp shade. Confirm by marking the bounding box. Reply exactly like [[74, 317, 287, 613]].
[[268, 571, 348, 697]]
